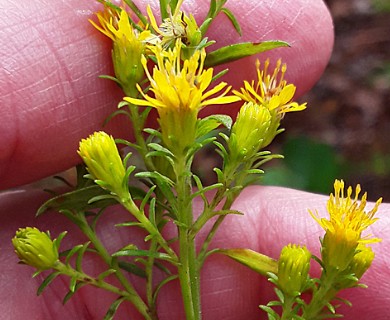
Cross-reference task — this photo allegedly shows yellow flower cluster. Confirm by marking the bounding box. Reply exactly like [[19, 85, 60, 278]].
[[125, 40, 239, 151], [233, 59, 306, 116], [311, 180, 382, 272]]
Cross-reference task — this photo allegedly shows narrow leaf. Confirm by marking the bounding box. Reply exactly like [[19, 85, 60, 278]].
[[205, 41, 290, 67], [221, 7, 242, 36], [37, 185, 116, 216], [63, 282, 86, 305], [118, 261, 146, 278], [103, 297, 126, 320], [153, 275, 178, 303], [37, 272, 60, 296], [112, 249, 172, 262]]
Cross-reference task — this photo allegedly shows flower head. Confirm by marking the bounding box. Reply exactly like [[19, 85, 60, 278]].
[[233, 59, 306, 116], [125, 40, 240, 151], [90, 7, 152, 94], [233, 59, 306, 148], [12, 227, 59, 270], [310, 180, 382, 271], [277, 244, 311, 297], [78, 131, 129, 200]]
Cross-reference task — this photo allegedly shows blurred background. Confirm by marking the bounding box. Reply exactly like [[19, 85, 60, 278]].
[[259, 0, 390, 201]]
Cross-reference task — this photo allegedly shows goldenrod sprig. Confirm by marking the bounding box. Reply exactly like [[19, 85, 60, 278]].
[[301, 180, 382, 319]]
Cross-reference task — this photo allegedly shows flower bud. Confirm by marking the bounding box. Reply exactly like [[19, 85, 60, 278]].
[[12, 227, 59, 270], [78, 131, 128, 199], [350, 244, 375, 280], [334, 244, 375, 289], [229, 102, 272, 160], [321, 226, 360, 272], [277, 244, 311, 296]]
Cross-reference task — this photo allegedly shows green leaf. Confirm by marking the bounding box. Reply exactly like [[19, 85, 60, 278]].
[[217, 248, 278, 276], [259, 305, 280, 320], [53, 231, 67, 252], [112, 249, 173, 262], [197, 114, 232, 138], [135, 171, 176, 206], [118, 261, 146, 278], [98, 74, 121, 85], [63, 282, 86, 305], [103, 297, 126, 320], [96, 269, 117, 281], [37, 272, 60, 296], [37, 185, 116, 216], [153, 275, 178, 304], [65, 245, 83, 265], [115, 221, 142, 228], [148, 143, 175, 158], [205, 41, 290, 67], [75, 242, 91, 272], [221, 7, 242, 36], [69, 277, 78, 293], [199, 0, 228, 35]]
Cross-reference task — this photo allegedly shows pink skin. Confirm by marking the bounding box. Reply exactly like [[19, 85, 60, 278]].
[[0, 0, 333, 189], [2, 0, 388, 319]]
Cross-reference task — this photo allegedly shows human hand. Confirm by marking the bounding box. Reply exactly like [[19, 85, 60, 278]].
[[2, 187, 389, 319], [0, 0, 333, 189], [4, 1, 385, 320]]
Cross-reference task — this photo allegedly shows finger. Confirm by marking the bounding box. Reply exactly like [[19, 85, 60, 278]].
[[2, 186, 388, 319], [0, 0, 333, 189]]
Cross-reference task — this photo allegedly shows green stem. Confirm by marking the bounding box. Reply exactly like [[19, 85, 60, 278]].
[[146, 240, 159, 319], [175, 155, 201, 320], [55, 261, 136, 300], [121, 198, 178, 262], [280, 295, 298, 320], [197, 191, 238, 266], [127, 102, 155, 171], [76, 214, 152, 319], [302, 271, 339, 319], [196, 158, 255, 259]]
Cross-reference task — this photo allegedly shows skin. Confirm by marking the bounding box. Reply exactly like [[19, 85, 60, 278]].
[[1, 0, 389, 319]]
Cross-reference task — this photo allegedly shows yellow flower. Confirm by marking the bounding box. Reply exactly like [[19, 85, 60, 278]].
[[277, 244, 311, 297], [78, 131, 129, 200], [125, 40, 240, 151], [310, 180, 381, 271], [12, 227, 59, 270], [233, 59, 306, 116], [90, 7, 152, 95]]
